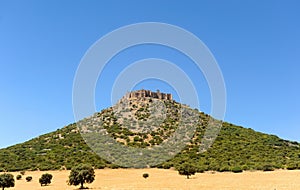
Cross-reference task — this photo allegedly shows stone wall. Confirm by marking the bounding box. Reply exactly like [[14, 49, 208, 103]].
[[123, 90, 172, 101]]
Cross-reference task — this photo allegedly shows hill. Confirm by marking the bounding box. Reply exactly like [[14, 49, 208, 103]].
[[1, 90, 300, 172]]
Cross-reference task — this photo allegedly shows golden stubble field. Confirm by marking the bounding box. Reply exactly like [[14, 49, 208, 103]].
[[4, 168, 300, 190]]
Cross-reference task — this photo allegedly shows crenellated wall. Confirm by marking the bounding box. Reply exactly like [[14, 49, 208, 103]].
[[122, 90, 172, 101]]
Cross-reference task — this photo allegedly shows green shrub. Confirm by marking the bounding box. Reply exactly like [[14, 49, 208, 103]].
[[241, 165, 249, 170], [110, 164, 120, 169], [231, 166, 243, 173], [219, 166, 230, 172], [196, 166, 205, 173], [26, 176, 32, 182], [16, 175, 22, 180], [287, 163, 298, 170], [142, 173, 149, 179], [262, 165, 275, 171]]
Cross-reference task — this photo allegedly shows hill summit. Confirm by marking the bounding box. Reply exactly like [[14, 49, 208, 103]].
[[78, 89, 199, 168], [1, 89, 300, 172]]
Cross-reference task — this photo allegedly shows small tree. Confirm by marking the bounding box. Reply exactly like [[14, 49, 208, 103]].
[[25, 176, 32, 182], [16, 175, 22, 180], [20, 171, 25, 176], [0, 173, 15, 190], [176, 162, 196, 179], [39, 173, 52, 186], [142, 173, 149, 179], [68, 164, 95, 189]]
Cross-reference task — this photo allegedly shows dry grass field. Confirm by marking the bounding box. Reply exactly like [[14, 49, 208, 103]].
[[4, 168, 300, 190]]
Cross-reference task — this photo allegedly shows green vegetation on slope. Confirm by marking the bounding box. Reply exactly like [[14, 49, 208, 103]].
[[0, 124, 109, 171], [0, 98, 300, 172]]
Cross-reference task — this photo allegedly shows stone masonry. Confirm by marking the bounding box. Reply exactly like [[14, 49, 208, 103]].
[[122, 89, 172, 101]]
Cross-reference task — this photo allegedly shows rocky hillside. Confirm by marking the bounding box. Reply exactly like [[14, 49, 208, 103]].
[[1, 91, 300, 172]]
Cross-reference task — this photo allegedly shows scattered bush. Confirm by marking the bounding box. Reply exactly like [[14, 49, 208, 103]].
[[0, 173, 15, 189], [197, 168, 205, 173], [219, 166, 230, 172], [241, 165, 249, 170], [16, 175, 22, 180], [262, 165, 275, 171], [25, 176, 32, 182], [39, 173, 53, 186], [110, 164, 120, 169], [287, 164, 298, 170], [0, 100, 299, 174], [142, 173, 149, 179], [231, 167, 243, 173]]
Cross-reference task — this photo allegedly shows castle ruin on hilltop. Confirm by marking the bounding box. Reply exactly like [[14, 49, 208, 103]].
[[122, 89, 172, 101]]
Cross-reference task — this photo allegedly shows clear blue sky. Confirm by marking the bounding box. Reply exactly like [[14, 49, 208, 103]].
[[0, 0, 299, 148]]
